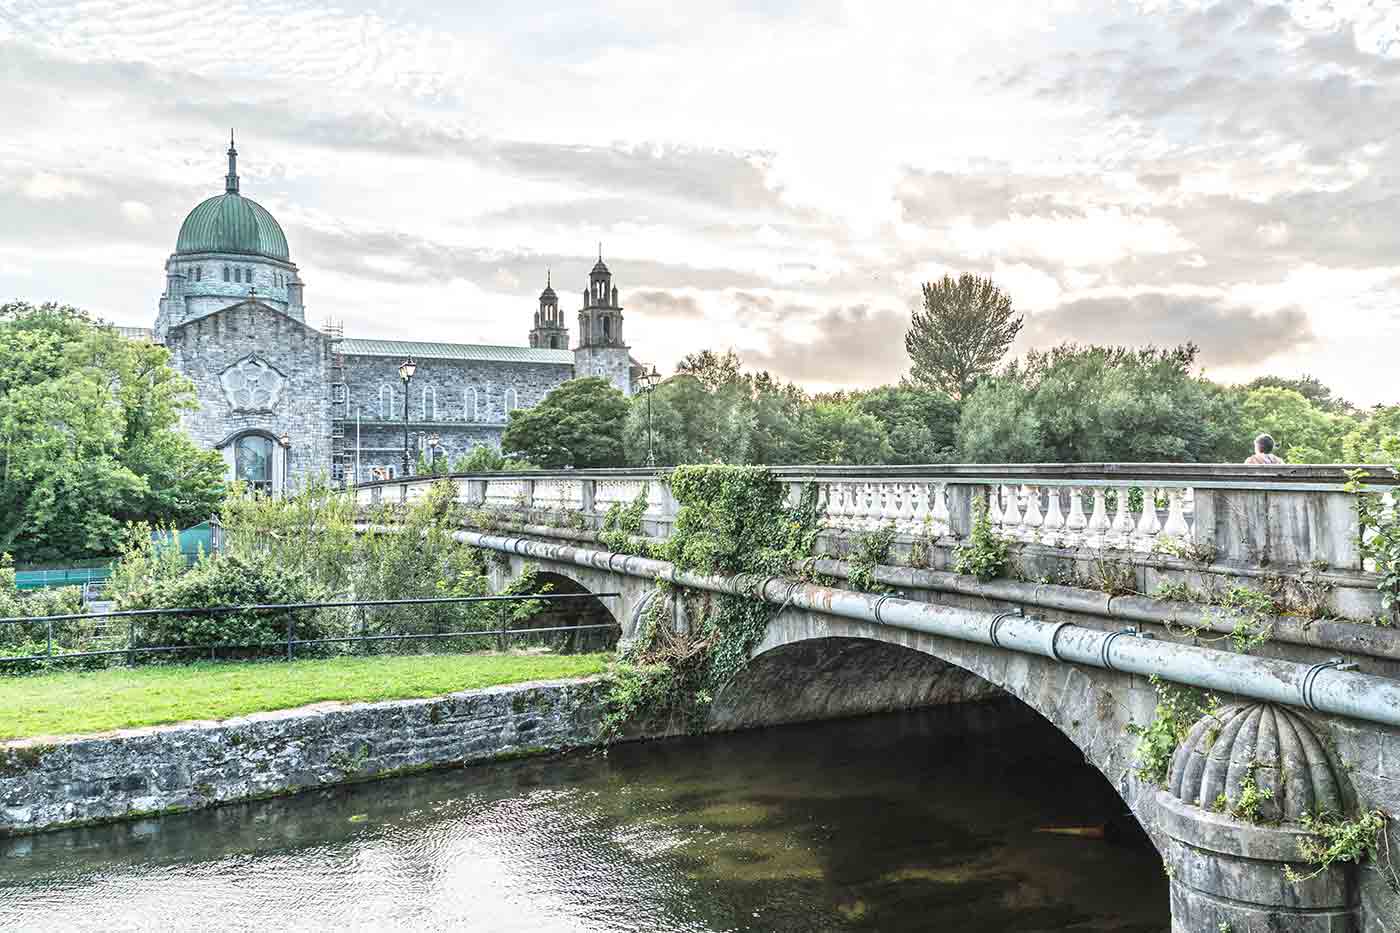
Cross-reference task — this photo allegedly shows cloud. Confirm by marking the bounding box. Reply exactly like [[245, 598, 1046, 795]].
[[22, 172, 89, 200], [120, 200, 153, 223], [1021, 293, 1314, 369], [732, 295, 912, 387], [627, 290, 707, 321]]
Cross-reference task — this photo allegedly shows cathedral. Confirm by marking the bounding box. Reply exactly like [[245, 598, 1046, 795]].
[[148, 136, 645, 492]]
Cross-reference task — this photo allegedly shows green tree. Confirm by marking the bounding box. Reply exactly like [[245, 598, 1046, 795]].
[[852, 385, 959, 464], [956, 344, 1244, 463], [0, 301, 226, 561], [1239, 387, 1356, 463], [1243, 374, 1353, 415], [906, 274, 1024, 400], [501, 377, 628, 468], [1342, 406, 1400, 464], [449, 444, 534, 472], [795, 402, 893, 464]]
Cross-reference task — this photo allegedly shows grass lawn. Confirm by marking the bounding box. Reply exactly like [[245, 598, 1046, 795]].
[[0, 652, 610, 741]]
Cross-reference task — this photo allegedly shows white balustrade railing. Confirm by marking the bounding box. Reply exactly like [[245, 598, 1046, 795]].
[[358, 463, 1397, 573]]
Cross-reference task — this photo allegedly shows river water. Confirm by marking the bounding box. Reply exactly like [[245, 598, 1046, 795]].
[[1, 702, 1167, 932]]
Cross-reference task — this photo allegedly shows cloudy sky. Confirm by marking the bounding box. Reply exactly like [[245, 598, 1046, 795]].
[[2, 0, 1398, 402]]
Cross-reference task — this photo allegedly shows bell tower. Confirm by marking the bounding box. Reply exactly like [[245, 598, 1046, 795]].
[[573, 246, 635, 394], [528, 270, 568, 350]]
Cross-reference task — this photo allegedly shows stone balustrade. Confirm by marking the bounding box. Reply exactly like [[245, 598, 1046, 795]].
[[356, 463, 1398, 576]]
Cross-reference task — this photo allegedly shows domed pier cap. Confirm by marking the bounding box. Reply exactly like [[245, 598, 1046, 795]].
[[1167, 703, 1346, 823]]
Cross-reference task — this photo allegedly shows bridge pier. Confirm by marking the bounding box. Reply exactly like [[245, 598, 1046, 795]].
[[1157, 702, 1360, 932]]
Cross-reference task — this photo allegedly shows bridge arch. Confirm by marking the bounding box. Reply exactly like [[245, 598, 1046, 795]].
[[715, 607, 1161, 842]]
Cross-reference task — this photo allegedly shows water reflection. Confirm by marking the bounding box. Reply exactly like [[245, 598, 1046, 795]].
[[0, 700, 1167, 932]]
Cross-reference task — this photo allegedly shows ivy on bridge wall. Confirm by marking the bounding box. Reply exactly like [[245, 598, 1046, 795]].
[[600, 465, 821, 737]]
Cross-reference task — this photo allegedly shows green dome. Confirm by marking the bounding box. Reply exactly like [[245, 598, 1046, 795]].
[[175, 193, 289, 261]]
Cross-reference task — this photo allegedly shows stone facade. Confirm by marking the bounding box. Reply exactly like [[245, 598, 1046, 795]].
[[163, 301, 331, 493], [150, 140, 646, 490], [0, 678, 610, 837], [338, 352, 577, 481]]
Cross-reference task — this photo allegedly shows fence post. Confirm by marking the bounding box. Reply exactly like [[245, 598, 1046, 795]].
[[359, 604, 367, 655], [286, 613, 294, 662], [126, 618, 135, 667], [46, 619, 53, 658]]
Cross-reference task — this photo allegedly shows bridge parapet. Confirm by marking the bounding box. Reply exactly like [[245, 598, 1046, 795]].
[[358, 462, 1398, 619]]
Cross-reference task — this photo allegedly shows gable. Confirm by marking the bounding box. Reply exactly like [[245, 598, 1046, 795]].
[[165, 299, 324, 339]]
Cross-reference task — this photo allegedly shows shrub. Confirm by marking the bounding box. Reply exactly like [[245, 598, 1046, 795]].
[[119, 551, 324, 649]]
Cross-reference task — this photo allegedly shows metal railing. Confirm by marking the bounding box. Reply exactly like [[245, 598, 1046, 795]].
[[0, 592, 621, 667]]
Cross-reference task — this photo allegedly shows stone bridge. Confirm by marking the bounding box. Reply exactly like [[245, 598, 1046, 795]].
[[360, 463, 1400, 932]]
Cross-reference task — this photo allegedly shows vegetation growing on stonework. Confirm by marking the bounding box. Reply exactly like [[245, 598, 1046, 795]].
[[1286, 809, 1398, 890], [1347, 461, 1400, 624], [847, 523, 897, 593], [953, 497, 1009, 581], [1128, 674, 1219, 786], [598, 484, 655, 556], [601, 465, 821, 737]]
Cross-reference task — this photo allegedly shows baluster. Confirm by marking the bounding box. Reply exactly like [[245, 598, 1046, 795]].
[[826, 483, 846, 528], [1042, 486, 1065, 547], [901, 479, 924, 529], [930, 482, 951, 536], [1086, 488, 1110, 548], [857, 482, 876, 530], [1063, 486, 1087, 548], [1109, 485, 1135, 549], [1134, 486, 1162, 551], [985, 484, 1004, 534], [881, 483, 902, 528], [1161, 487, 1191, 542], [1001, 484, 1023, 540], [1022, 484, 1044, 542]]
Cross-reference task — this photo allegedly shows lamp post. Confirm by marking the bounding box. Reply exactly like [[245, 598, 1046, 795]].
[[399, 358, 416, 477], [638, 365, 661, 468], [278, 431, 290, 494], [427, 432, 441, 472]]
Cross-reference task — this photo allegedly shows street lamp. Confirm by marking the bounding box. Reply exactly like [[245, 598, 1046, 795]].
[[638, 364, 662, 467], [278, 432, 290, 494], [427, 432, 441, 472], [399, 358, 417, 477]]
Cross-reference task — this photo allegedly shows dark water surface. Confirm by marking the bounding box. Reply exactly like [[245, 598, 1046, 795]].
[[0, 702, 1167, 932]]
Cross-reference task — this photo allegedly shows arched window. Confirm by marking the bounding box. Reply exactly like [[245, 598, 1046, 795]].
[[548, 335, 558, 349], [421, 385, 437, 421], [234, 434, 274, 494], [223, 266, 230, 282], [503, 388, 518, 418], [602, 316, 611, 340], [465, 387, 479, 422], [246, 268, 254, 283], [379, 385, 394, 420]]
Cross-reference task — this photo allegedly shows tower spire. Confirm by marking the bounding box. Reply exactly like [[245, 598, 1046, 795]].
[[225, 129, 240, 195]]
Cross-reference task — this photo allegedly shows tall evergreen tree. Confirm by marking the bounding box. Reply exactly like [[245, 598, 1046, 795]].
[[905, 274, 1023, 400]]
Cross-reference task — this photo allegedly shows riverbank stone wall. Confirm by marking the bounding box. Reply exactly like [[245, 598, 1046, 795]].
[[0, 677, 609, 837]]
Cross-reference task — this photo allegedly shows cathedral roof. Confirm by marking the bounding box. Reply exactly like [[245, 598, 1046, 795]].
[[174, 134, 289, 262], [175, 193, 290, 261], [339, 338, 574, 365]]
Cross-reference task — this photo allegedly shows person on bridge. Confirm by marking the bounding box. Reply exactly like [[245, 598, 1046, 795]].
[[1244, 433, 1284, 464]]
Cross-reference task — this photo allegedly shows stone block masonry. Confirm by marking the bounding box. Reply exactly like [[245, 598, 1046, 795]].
[[0, 678, 610, 837]]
